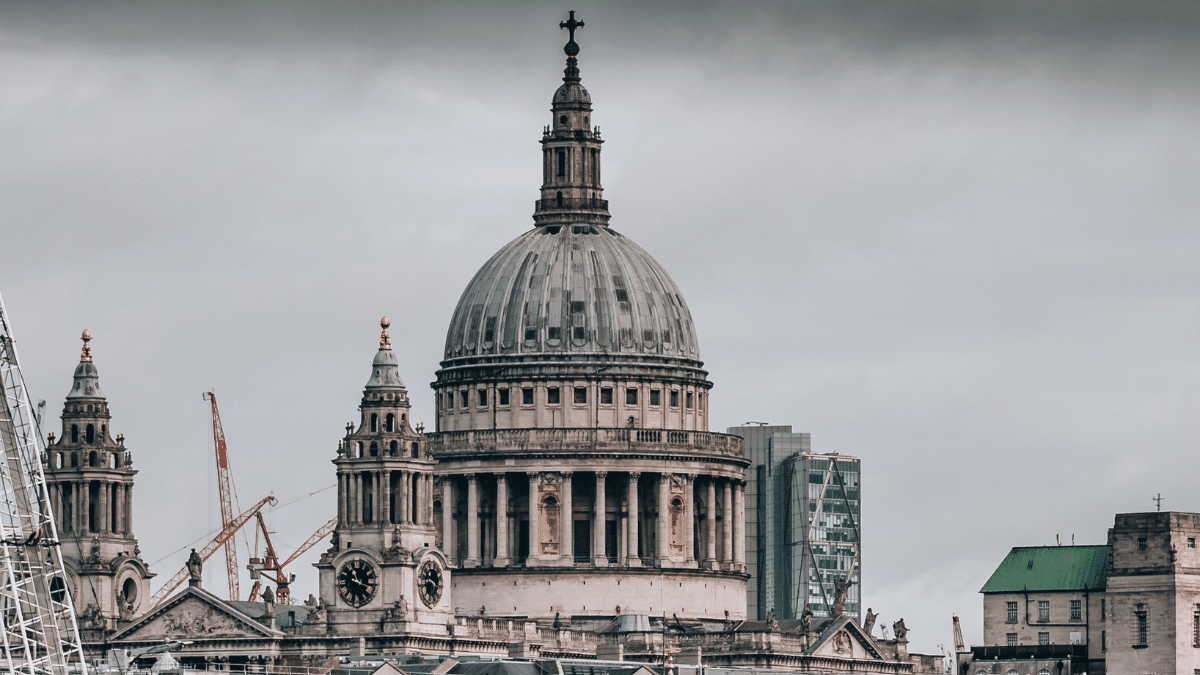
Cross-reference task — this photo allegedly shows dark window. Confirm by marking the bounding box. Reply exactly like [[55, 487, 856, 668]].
[[1138, 537, 1148, 550], [547, 388, 560, 404], [386, 413, 395, 432], [556, 150, 566, 176], [1101, 630, 1106, 652], [412, 442, 419, 458], [478, 389, 487, 407], [1136, 610, 1148, 645], [446, 392, 454, 409], [559, 115, 568, 125], [88, 451, 97, 467], [670, 390, 679, 407], [1101, 599, 1106, 621], [522, 388, 534, 405], [548, 326, 561, 340], [460, 391, 469, 408], [570, 301, 585, 313], [371, 414, 378, 432], [1071, 599, 1082, 620], [600, 387, 613, 404], [86, 424, 95, 444], [1006, 633, 1017, 647], [626, 388, 638, 405], [71, 453, 78, 467], [484, 317, 495, 343], [1006, 601, 1018, 623], [369, 442, 378, 456], [1038, 632, 1049, 646], [615, 289, 629, 303], [1038, 601, 1049, 622], [573, 326, 586, 340], [574, 387, 587, 404], [71, 425, 78, 443], [643, 329, 655, 342], [1191, 538, 1196, 549], [686, 392, 693, 408], [1193, 612, 1199, 646], [525, 326, 537, 341], [650, 390, 661, 406], [499, 388, 510, 406], [390, 440, 398, 456]]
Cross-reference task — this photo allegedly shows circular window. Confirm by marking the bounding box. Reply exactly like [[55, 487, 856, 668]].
[[559, 115, 568, 125]]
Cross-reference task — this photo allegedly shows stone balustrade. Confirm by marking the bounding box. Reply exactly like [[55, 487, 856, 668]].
[[427, 427, 744, 459]]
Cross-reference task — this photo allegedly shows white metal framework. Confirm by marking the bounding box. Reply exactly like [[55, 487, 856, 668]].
[[0, 292, 88, 674]]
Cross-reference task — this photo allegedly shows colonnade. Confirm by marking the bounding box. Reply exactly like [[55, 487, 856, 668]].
[[439, 470, 745, 571], [339, 469, 433, 528], [50, 480, 133, 536]]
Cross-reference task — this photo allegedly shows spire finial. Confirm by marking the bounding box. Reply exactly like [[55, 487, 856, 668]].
[[379, 316, 391, 349], [560, 11, 584, 81], [80, 329, 93, 362]]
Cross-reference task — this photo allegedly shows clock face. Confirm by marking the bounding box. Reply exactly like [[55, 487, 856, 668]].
[[417, 559, 443, 608], [336, 559, 378, 607]]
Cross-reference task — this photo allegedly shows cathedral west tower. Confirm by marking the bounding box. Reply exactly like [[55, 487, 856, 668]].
[[429, 14, 748, 623], [43, 330, 153, 634]]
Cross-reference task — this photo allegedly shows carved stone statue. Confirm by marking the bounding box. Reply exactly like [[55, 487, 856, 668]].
[[186, 548, 203, 582], [800, 604, 814, 633], [892, 618, 908, 641], [262, 585, 275, 604], [831, 575, 851, 618], [553, 611, 562, 629], [304, 594, 318, 608], [88, 535, 101, 563], [767, 608, 779, 630], [863, 607, 877, 635]]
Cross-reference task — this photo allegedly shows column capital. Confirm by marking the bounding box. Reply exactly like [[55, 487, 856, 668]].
[[559, 471, 573, 478], [494, 472, 508, 481], [465, 473, 477, 482], [595, 471, 607, 479], [659, 473, 671, 484], [685, 473, 697, 481], [527, 471, 540, 480], [628, 472, 641, 480]]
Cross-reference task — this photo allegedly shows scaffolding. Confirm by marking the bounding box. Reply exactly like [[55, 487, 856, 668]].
[[0, 292, 88, 674]]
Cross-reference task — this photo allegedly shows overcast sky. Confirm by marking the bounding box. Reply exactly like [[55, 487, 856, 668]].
[[3, 0, 1199, 655]]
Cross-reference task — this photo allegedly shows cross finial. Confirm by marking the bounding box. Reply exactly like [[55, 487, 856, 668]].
[[380, 316, 391, 349], [560, 10, 584, 52], [80, 329, 93, 362], [1154, 493, 1164, 512]]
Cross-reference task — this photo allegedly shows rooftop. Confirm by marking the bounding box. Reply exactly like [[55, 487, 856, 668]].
[[979, 545, 1111, 593]]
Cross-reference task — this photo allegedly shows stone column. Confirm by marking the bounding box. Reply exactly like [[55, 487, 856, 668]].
[[733, 480, 746, 568], [626, 473, 641, 567], [593, 472, 607, 566], [99, 481, 109, 533], [441, 478, 454, 563], [560, 472, 573, 564], [125, 484, 132, 534], [495, 473, 510, 567], [466, 474, 481, 567], [527, 472, 540, 565], [705, 478, 717, 568], [337, 474, 346, 526], [354, 473, 362, 524], [399, 471, 409, 524], [382, 470, 392, 525], [115, 483, 124, 534], [78, 482, 85, 533], [684, 474, 696, 565], [657, 474, 670, 565], [723, 480, 734, 566]]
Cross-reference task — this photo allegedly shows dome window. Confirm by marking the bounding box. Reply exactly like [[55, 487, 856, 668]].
[[559, 115, 568, 125], [574, 387, 587, 404], [600, 387, 613, 404], [649, 390, 661, 406], [522, 388, 534, 405], [573, 327, 586, 341], [446, 392, 454, 409], [498, 388, 510, 406], [670, 390, 679, 408], [548, 327, 561, 341], [460, 391, 469, 408], [686, 392, 694, 409], [547, 388, 561, 405], [625, 388, 638, 405], [478, 389, 488, 407], [386, 414, 395, 432], [86, 424, 95, 444]]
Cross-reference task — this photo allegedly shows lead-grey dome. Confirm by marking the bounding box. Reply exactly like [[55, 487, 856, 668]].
[[443, 223, 700, 364]]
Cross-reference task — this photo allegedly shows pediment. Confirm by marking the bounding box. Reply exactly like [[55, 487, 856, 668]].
[[110, 586, 282, 642], [806, 617, 887, 661]]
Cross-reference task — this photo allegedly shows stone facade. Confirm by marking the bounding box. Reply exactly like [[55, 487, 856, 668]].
[[42, 330, 153, 636]]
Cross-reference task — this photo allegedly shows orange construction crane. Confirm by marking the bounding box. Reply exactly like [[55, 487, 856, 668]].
[[247, 517, 337, 604], [203, 390, 241, 600], [148, 494, 276, 610]]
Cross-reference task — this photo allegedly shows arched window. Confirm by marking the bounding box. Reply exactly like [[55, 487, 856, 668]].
[[411, 442, 419, 458], [88, 451, 97, 467], [71, 425, 79, 443], [355, 442, 363, 459], [56, 453, 63, 469], [386, 414, 395, 432], [556, 190, 563, 207], [101, 424, 106, 438], [86, 424, 95, 444], [111, 453, 119, 469], [71, 453, 78, 468], [369, 442, 378, 457], [389, 440, 398, 456], [370, 414, 378, 433]]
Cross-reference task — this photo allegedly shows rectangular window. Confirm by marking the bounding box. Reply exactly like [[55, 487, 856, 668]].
[[670, 390, 679, 407], [1191, 537, 1196, 549], [1101, 630, 1106, 652], [1136, 610, 1148, 646], [1138, 536, 1148, 550], [1193, 612, 1199, 646], [478, 389, 487, 407], [522, 387, 534, 405], [460, 390, 469, 408], [1038, 632, 1049, 646], [626, 388, 638, 405], [1071, 599, 1082, 620], [650, 389, 661, 406], [1038, 600, 1049, 622], [446, 392, 454, 409], [556, 148, 566, 176], [600, 387, 613, 404], [686, 392, 693, 408], [1006, 633, 1017, 647], [1006, 601, 1018, 623], [1101, 599, 1106, 621], [548, 326, 561, 341], [574, 387, 587, 404], [547, 387, 560, 404], [498, 388, 510, 406]]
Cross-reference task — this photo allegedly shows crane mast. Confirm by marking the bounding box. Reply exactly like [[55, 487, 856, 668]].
[[0, 292, 88, 674], [202, 391, 240, 600]]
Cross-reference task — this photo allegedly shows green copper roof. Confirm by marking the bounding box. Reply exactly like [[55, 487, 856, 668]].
[[980, 545, 1111, 593]]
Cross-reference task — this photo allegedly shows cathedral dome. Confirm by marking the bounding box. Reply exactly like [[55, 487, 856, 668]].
[[553, 81, 590, 105], [442, 223, 699, 365]]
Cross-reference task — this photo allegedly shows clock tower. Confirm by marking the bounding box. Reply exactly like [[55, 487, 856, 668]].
[[316, 318, 451, 634]]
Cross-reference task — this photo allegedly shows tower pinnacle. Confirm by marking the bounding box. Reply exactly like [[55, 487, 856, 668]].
[[380, 316, 391, 349], [80, 329, 93, 362]]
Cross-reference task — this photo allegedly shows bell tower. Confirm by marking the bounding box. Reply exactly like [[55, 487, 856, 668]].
[[316, 318, 451, 634], [43, 330, 153, 633]]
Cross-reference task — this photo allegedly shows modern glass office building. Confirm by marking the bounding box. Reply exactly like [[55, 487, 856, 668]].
[[728, 425, 861, 622]]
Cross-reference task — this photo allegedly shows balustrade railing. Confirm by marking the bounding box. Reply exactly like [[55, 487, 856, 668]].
[[426, 427, 743, 458]]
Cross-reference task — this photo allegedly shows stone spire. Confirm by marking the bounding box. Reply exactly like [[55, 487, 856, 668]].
[[534, 11, 609, 227], [365, 316, 404, 390], [67, 329, 105, 400]]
